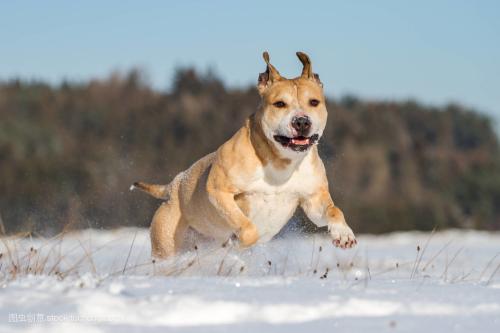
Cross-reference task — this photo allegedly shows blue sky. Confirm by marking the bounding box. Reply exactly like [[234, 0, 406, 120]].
[[1, 1, 499, 125]]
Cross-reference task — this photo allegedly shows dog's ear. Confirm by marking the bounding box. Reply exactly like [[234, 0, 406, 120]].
[[296, 51, 323, 87], [257, 51, 282, 94]]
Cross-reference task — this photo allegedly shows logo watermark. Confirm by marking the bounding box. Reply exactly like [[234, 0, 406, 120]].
[[8, 312, 124, 323]]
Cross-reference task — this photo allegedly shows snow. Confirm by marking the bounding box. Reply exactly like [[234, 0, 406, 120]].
[[1, 228, 500, 332]]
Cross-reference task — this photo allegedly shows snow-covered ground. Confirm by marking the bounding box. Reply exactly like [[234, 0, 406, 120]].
[[1, 228, 500, 332]]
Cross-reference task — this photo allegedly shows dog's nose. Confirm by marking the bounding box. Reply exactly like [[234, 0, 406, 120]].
[[292, 116, 311, 134]]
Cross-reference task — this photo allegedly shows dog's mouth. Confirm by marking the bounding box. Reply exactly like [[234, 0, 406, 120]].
[[273, 134, 319, 152]]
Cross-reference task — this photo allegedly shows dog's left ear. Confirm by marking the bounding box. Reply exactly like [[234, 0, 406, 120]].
[[296, 51, 323, 87], [257, 51, 282, 94]]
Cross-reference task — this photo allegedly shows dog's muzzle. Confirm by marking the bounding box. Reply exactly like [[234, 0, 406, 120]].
[[273, 134, 319, 152]]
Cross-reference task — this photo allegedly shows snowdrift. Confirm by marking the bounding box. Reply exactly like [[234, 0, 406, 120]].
[[1, 229, 499, 332]]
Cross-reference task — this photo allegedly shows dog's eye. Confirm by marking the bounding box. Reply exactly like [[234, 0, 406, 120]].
[[273, 101, 287, 108], [309, 99, 320, 107]]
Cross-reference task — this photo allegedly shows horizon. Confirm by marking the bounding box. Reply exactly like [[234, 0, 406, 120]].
[[2, 65, 495, 116]]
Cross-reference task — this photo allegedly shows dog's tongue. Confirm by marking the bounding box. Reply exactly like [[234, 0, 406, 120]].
[[291, 137, 310, 145]]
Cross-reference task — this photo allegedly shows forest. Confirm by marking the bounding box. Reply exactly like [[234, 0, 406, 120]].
[[1, 69, 499, 235]]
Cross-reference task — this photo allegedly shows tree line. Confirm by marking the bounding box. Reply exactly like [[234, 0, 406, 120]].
[[0, 68, 499, 235]]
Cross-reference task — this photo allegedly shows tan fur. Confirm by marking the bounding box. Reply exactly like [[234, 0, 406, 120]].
[[133, 52, 356, 258], [132, 182, 169, 200]]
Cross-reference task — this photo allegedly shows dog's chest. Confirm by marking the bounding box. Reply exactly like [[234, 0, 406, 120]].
[[243, 190, 298, 242], [238, 160, 319, 242]]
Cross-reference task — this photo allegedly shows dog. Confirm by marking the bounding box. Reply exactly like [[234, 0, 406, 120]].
[[132, 51, 356, 258]]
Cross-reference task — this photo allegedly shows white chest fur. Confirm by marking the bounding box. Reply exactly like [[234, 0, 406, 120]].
[[245, 191, 299, 242], [239, 152, 320, 242]]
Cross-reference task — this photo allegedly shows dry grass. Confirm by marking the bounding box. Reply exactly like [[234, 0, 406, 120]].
[[1, 229, 500, 287]]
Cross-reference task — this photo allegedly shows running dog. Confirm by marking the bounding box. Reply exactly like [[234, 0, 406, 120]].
[[132, 51, 356, 258]]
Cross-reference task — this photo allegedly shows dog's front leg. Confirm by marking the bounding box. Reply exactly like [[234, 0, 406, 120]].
[[207, 170, 259, 247], [208, 190, 259, 247], [301, 188, 356, 249]]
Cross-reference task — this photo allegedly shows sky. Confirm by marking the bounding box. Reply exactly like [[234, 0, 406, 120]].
[[1, 0, 499, 126]]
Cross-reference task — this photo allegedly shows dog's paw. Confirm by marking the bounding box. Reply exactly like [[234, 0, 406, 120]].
[[238, 223, 259, 247], [330, 223, 357, 249]]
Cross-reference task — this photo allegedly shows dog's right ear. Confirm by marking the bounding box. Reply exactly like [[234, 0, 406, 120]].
[[257, 51, 282, 95]]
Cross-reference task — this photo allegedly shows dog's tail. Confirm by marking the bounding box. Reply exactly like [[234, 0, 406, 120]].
[[130, 181, 170, 200]]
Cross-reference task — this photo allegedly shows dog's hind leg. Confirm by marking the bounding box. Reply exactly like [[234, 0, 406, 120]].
[[150, 198, 187, 259]]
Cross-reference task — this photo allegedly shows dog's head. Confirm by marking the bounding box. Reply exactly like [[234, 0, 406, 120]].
[[256, 51, 327, 156]]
